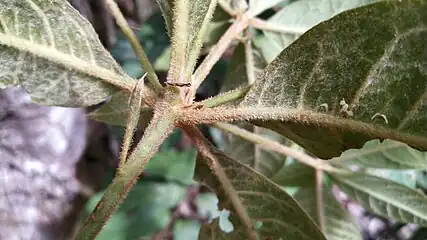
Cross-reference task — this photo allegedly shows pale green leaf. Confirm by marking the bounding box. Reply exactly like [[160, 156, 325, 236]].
[[160, 0, 218, 83], [294, 186, 363, 240], [330, 139, 427, 169], [260, 0, 376, 62], [247, 0, 289, 17], [89, 91, 152, 127], [241, 1, 427, 159], [365, 169, 417, 188], [270, 161, 315, 187], [195, 146, 326, 239], [0, 0, 132, 106], [331, 173, 427, 226]]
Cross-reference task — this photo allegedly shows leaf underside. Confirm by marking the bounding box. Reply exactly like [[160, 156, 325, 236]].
[[241, 0, 427, 159], [195, 146, 326, 239], [330, 139, 427, 169], [331, 173, 427, 226], [0, 0, 131, 106]]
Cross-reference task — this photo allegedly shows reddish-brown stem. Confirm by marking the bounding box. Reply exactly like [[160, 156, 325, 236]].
[[191, 15, 249, 94], [182, 125, 258, 240]]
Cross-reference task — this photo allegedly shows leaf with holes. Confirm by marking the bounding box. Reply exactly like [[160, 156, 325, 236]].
[[258, 0, 376, 62], [157, 0, 217, 84], [0, 0, 133, 106], [195, 146, 326, 239], [330, 139, 427, 169], [331, 173, 427, 226], [240, 0, 427, 159]]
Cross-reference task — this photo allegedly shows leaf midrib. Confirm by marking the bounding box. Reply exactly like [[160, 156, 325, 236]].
[[0, 33, 134, 91]]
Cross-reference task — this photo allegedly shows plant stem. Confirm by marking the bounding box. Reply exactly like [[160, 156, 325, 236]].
[[249, 17, 307, 35], [316, 168, 325, 232], [212, 122, 337, 172], [192, 15, 249, 94], [218, 0, 236, 16], [183, 126, 258, 240], [75, 108, 175, 239], [104, 0, 163, 94], [199, 86, 251, 107]]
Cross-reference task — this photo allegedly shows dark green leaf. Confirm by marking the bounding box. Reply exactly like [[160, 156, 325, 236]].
[[241, 0, 427, 159], [330, 139, 427, 169], [331, 173, 427, 226], [195, 146, 326, 239], [259, 0, 376, 62]]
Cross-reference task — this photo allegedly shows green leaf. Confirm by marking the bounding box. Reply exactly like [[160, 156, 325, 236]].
[[195, 147, 326, 239], [89, 91, 152, 127], [270, 161, 316, 187], [145, 150, 197, 184], [202, 5, 231, 47], [330, 139, 427, 169], [160, 0, 218, 83], [259, 0, 376, 62], [365, 168, 417, 188], [85, 182, 187, 239], [331, 173, 427, 226], [0, 0, 132, 106], [248, 0, 289, 17], [241, 1, 427, 159], [293, 186, 363, 240]]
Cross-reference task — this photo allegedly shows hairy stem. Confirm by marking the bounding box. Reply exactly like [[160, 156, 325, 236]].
[[75, 107, 175, 239], [183, 126, 258, 240], [104, 0, 163, 94], [249, 17, 307, 35], [192, 15, 249, 94], [316, 168, 325, 232], [199, 86, 251, 107], [212, 122, 338, 172], [181, 106, 427, 152]]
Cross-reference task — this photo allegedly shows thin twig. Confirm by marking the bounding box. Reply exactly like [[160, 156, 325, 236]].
[[212, 122, 340, 172], [104, 0, 163, 94], [218, 0, 236, 16], [199, 86, 251, 108], [316, 167, 325, 232], [249, 17, 307, 35], [191, 15, 249, 95], [182, 126, 258, 240]]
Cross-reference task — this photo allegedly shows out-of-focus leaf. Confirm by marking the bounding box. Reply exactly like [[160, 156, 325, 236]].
[[330, 139, 427, 169], [145, 150, 197, 184], [86, 182, 187, 239], [247, 0, 288, 17], [88, 91, 152, 127], [331, 173, 427, 226], [203, 5, 231, 47], [365, 169, 417, 188], [195, 146, 326, 239], [293, 186, 363, 240], [270, 161, 315, 187], [241, 1, 427, 159], [0, 0, 132, 106], [259, 0, 376, 62]]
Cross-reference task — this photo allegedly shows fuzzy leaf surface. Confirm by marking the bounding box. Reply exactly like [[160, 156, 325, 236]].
[[0, 0, 132, 106], [160, 0, 217, 83], [259, 0, 376, 62], [241, 0, 427, 159], [331, 173, 427, 226], [195, 147, 326, 239], [330, 139, 427, 169], [247, 0, 288, 17]]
